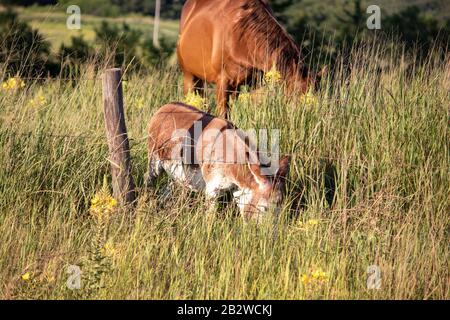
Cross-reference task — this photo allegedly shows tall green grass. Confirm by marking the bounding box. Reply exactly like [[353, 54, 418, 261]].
[[0, 44, 448, 299]]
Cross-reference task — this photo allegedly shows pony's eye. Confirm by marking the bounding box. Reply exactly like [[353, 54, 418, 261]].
[[257, 205, 268, 212]]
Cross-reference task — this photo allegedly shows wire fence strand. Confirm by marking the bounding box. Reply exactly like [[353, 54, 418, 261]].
[[2, 74, 324, 95]]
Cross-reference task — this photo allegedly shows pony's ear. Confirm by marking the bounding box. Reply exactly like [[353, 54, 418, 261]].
[[275, 155, 290, 181]]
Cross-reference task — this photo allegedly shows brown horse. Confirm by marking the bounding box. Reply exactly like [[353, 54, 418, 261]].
[[177, 0, 325, 119]]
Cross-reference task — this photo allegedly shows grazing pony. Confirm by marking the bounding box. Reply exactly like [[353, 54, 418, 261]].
[[177, 0, 325, 119], [146, 103, 290, 221]]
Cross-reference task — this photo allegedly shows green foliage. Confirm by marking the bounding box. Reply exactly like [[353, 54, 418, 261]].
[[56, 0, 183, 18], [58, 35, 92, 79], [272, 0, 450, 66], [95, 21, 143, 68], [59, 35, 92, 63], [0, 0, 56, 5], [141, 35, 175, 67], [384, 6, 450, 55], [110, 0, 184, 19], [93, 20, 174, 69], [0, 9, 57, 77], [0, 9, 175, 78], [58, 0, 121, 17], [83, 179, 116, 297]]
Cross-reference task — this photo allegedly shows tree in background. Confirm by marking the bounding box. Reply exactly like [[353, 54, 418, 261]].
[[58, 0, 121, 17], [269, 0, 450, 66], [0, 0, 56, 5], [142, 34, 174, 67], [109, 0, 183, 19], [59, 35, 92, 63], [95, 21, 143, 68], [93, 20, 175, 69], [337, 0, 366, 38], [385, 6, 449, 57], [0, 9, 57, 77], [58, 35, 92, 78]]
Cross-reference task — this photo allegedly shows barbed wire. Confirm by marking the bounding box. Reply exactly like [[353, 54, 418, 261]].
[[3, 130, 444, 171], [7, 77, 100, 82], [2, 129, 315, 157], [1, 74, 329, 95], [2, 75, 442, 171], [5, 131, 100, 140]]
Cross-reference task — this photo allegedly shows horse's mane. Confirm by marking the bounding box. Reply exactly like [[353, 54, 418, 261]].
[[234, 0, 306, 77]]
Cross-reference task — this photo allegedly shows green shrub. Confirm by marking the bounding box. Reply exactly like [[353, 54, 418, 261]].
[[58, 0, 121, 17], [0, 10, 57, 77]]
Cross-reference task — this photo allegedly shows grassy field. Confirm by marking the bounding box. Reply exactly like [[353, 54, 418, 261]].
[[0, 40, 449, 299], [15, 6, 179, 53]]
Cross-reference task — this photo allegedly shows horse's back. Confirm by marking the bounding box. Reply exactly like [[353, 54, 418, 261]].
[[178, 0, 226, 81], [148, 103, 229, 146], [178, 0, 276, 83]]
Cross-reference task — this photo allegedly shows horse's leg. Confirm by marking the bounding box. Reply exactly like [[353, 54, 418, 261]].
[[229, 85, 240, 101], [184, 72, 205, 97], [183, 71, 195, 95], [193, 76, 205, 96], [145, 154, 162, 190], [159, 181, 174, 205], [203, 175, 224, 215], [216, 76, 231, 119]]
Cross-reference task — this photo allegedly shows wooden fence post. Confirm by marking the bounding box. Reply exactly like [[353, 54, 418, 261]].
[[102, 68, 136, 205]]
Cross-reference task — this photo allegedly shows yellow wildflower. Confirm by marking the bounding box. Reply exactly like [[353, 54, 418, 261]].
[[183, 91, 206, 110], [1, 77, 25, 91], [238, 92, 251, 104], [311, 268, 328, 282], [101, 239, 117, 257], [40, 257, 58, 284], [28, 95, 47, 109], [300, 274, 310, 285], [298, 219, 320, 230], [90, 190, 118, 221], [136, 97, 145, 110], [301, 90, 318, 107], [300, 268, 328, 288], [21, 272, 31, 281], [264, 66, 282, 85], [40, 271, 56, 283]]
